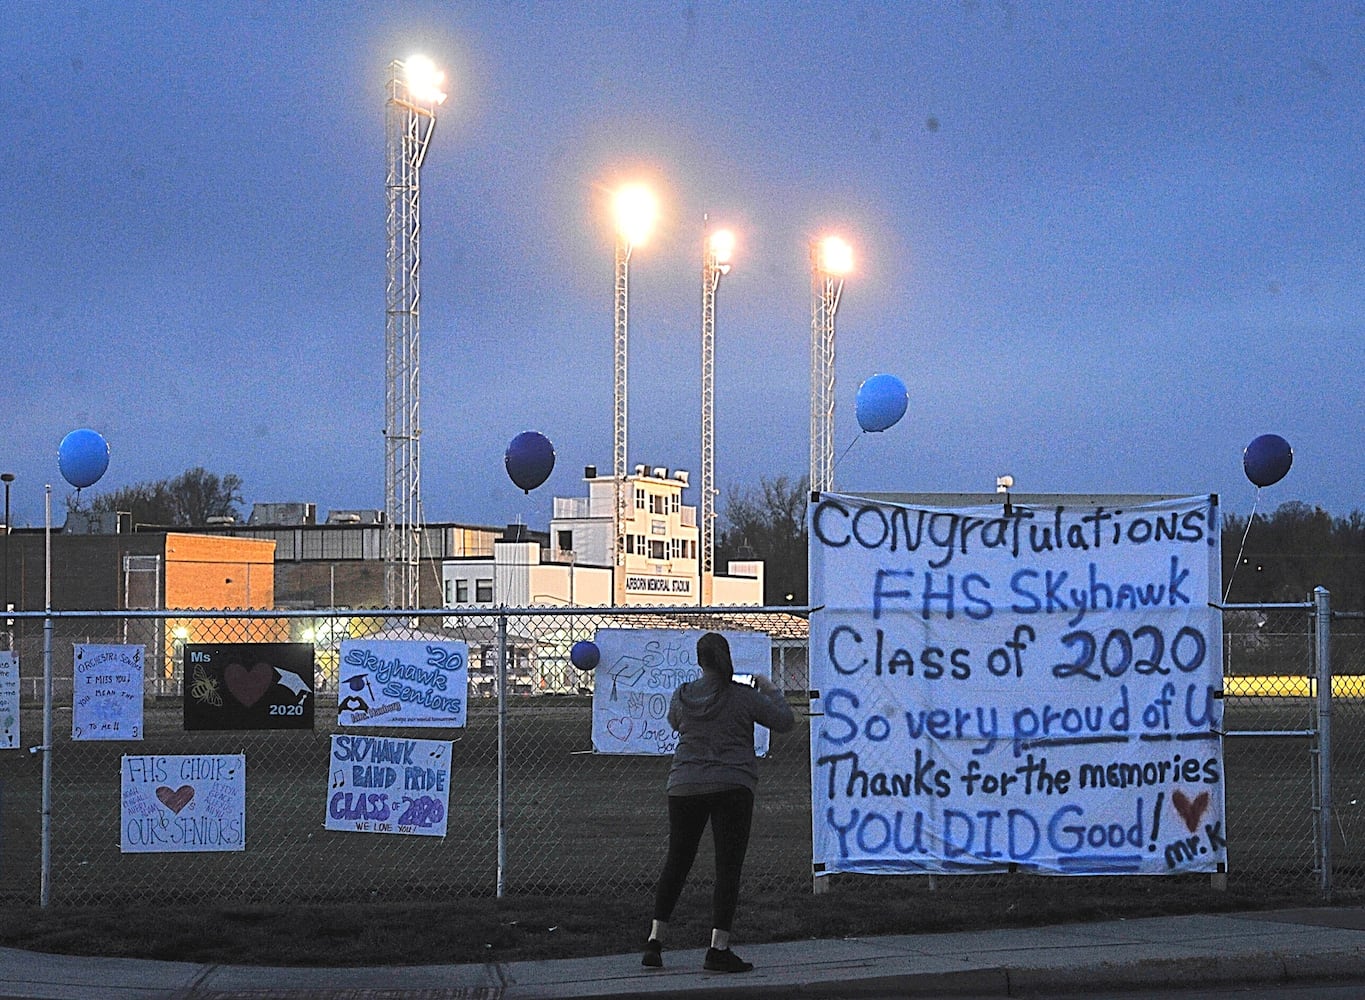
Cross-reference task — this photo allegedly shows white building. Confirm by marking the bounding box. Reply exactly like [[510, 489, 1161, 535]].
[[441, 464, 763, 609]]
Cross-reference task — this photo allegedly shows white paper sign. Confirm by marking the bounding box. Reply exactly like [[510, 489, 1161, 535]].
[[591, 628, 772, 756], [325, 734, 451, 837], [337, 639, 468, 728], [121, 754, 246, 853], [0, 652, 18, 750], [73, 644, 144, 741], [809, 494, 1225, 877]]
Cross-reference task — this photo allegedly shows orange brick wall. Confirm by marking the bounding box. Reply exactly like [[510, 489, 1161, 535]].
[[164, 534, 277, 610]]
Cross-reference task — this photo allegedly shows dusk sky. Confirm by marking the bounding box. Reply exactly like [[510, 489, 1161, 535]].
[[3, 2, 1361, 531]]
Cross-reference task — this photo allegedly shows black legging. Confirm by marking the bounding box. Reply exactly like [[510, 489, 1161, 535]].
[[652, 787, 755, 931]]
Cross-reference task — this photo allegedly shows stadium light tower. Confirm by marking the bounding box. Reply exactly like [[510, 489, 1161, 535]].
[[810, 235, 852, 495], [610, 182, 658, 606], [384, 55, 446, 610], [700, 223, 734, 606]]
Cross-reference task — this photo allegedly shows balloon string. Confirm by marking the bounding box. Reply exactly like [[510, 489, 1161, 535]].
[[1222, 488, 1261, 604], [831, 432, 863, 474]]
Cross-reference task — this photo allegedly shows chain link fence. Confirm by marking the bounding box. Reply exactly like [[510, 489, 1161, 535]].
[[0, 598, 1358, 910]]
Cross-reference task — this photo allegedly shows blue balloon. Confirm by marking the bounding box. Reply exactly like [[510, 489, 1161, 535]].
[[855, 373, 909, 433], [570, 640, 600, 671], [1243, 434, 1293, 488], [57, 429, 110, 489], [505, 431, 555, 493]]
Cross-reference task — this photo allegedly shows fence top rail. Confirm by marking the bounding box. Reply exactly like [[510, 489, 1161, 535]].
[[5, 604, 814, 622], [1213, 601, 1315, 611]]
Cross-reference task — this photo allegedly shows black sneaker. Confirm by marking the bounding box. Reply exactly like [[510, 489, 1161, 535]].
[[641, 938, 662, 968], [703, 946, 753, 973]]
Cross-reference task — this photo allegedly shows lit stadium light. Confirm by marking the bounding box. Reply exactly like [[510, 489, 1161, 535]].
[[613, 183, 659, 248], [709, 228, 736, 275], [817, 235, 853, 275], [403, 55, 448, 105]]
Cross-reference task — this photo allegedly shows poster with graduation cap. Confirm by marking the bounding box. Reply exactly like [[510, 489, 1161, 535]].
[[337, 638, 468, 728], [183, 643, 315, 730]]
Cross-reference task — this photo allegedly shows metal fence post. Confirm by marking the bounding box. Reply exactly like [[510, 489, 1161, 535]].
[[496, 610, 508, 899], [39, 485, 53, 907], [39, 613, 52, 907], [1315, 586, 1333, 899]]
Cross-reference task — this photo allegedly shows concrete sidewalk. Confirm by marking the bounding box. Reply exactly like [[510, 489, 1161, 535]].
[[3, 906, 1365, 1000]]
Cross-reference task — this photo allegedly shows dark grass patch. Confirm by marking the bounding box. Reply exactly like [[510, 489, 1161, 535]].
[[0, 878, 1352, 967]]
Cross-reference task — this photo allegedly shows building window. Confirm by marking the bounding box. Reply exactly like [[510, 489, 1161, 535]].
[[670, 493, 679, 514], [650, 540, 666, 560], [650, 493, 667, 515], [637, 534, 646, 554], [557, 529, 573, 552], [475, 578, 493, 603], [456, 579, 469, 603], [635, 488, 645, 510], [444, 580, 453, 604], [625, 534, 635, 555]]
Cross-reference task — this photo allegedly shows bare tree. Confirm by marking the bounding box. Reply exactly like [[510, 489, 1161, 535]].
[[87, 467, 244, 527], [716, 474, 810, 606]]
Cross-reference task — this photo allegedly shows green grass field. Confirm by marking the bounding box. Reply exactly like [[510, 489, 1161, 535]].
[[2, 689, 1364, 966]]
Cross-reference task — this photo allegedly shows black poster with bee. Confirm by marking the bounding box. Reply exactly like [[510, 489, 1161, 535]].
[[183, 643, 315, 730]]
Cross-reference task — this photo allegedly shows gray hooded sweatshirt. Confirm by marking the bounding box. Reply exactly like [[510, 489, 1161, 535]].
[[666, 673, 796, 793]]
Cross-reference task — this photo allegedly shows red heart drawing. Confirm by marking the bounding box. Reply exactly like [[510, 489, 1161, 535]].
[[1171, 790, 1210, 832], [606, 718, 633, 742], [224, 661, 274, 708], [156, 785, 195, 814]]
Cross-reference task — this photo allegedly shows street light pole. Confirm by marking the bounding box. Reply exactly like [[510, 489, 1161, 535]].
[[610, 183, 658, 606], [383, 55, 446, 611], [810, 236, 852, 495], [2, 472, 12, 646], [700, 225, 734, 606]]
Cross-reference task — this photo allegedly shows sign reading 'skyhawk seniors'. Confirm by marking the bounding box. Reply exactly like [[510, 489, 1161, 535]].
[[591, 628, 771, 757], [183, 643, 314, 731], [121, 754, 246, 853], [337, 639, 468, 728], [325, 734, 451, 837], [808, 494, 1225, 877], [73, 644, 144, 741]]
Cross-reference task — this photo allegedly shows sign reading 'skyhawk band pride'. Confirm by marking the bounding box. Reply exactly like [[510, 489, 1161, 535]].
[[809, 494, 1225, 877], [325, 734, 451, 837]]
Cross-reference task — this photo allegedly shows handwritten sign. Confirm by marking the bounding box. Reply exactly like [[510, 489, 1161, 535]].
[[325, 734, 451, 837], [591, 629, 772, 756], [120, 754, 246, 853], [73, 644, 144, 741], [183, 643, 314, 731], [809, 494, 1225, 876], [337, 639, 467, 728], [0, 652, 17, 750]]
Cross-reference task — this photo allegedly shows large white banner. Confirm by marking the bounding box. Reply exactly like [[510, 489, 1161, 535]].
[[591, 628, 771, 756], [809, 494, 1224, 876], [73, 644, 144, 741]]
